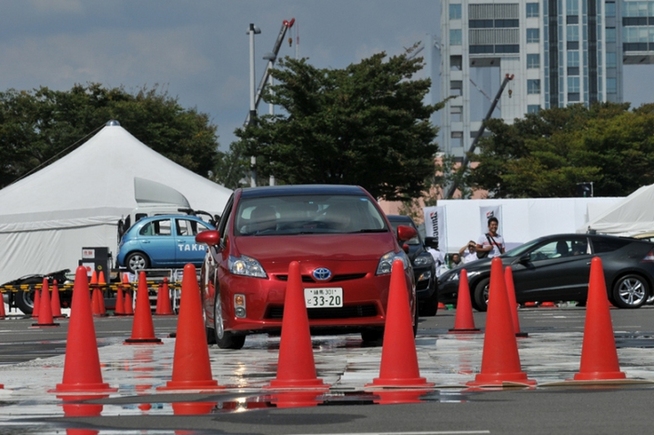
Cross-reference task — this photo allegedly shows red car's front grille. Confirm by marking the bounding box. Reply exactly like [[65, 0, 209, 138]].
[[266, 304, 378, 319], [275, 273, 367, 283]]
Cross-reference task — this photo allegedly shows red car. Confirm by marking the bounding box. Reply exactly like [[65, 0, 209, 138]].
[[195, 184, 418, 349]]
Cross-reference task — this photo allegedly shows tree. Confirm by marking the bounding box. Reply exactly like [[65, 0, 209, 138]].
[[0, 83, 219, 189], [234, 50, 442, 201], [469, 103, 654, 198]]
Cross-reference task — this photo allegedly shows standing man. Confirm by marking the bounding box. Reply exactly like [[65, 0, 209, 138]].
[[425, 237, 446, 276], [477, 217, 505, 258]]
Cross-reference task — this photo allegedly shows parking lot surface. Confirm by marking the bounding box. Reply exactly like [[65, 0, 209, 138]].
[[1, 306, 654, 434]]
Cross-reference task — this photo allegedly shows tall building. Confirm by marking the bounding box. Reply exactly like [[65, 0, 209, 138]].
[[432, 0, 651, 158]]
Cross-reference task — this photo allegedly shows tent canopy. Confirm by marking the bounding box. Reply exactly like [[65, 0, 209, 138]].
[[583, 184, 654, 236], [0, 122, 232, 283]]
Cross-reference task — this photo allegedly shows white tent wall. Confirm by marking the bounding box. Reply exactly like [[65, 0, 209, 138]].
[[426, 197, 622, 254], [0, 122, 232, 284]]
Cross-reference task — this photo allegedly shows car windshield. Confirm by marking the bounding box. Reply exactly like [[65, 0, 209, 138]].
[[235, 194, 388, 236]]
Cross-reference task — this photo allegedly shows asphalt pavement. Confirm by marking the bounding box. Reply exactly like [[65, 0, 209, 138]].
[[1, 305, 654, 434]]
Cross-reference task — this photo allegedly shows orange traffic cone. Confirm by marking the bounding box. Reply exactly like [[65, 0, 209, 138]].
[[123, 274, 134, 316], [467, 258, 535, 388], [540, 301, 556, 307], [155, 278, 174, 315], [124, 271, 162, 344], [32, 281, 42, 318], [51, 266, 117, 394], [504, 267, 527, 337], [266, 261, 328, 390], [0, 290, 6, 319], [367, 259, 433, 388], [114, 276, 126, 316], [31, 277, 59, 328], [449, 269, 481, 333], [51, 279, 64, 319], [572, 257, 626, 381], [158, 264, 222, 391], [97, 272, 108, 316]]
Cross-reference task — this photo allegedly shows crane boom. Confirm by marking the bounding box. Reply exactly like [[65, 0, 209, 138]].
[[443, 73, 514, 199], [244, 18, 295, 127]]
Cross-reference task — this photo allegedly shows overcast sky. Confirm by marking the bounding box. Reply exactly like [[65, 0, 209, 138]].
[[1, 1, 653, 150]]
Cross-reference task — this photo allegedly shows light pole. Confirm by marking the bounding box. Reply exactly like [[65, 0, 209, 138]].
[[247, 23, 261, 187]]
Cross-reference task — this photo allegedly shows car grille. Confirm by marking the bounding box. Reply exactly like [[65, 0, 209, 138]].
[[266, 304, 378, 319], [275, 273, 367, 283]]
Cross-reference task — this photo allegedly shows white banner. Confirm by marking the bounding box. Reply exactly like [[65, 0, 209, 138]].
[[423, 206, 447, 251], [479, 205, 503, 236]]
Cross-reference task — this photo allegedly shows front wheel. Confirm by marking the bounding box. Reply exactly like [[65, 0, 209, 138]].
[[125, 252, 150, 273], [213, 291, 246, 349], [473, 277, 490, 312], [15, 290, 35, 315], [612, 274, 649, 309], [418, 285, 438, 317]]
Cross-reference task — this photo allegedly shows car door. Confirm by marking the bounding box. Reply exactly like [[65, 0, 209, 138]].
[[174, 218, 211, 265], [511, 236, 591, 303], [138, 217, 175, 265]]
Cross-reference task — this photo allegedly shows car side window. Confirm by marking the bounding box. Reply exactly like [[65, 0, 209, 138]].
[[219, 200, 234, 246], [591, 238, 630, 254], [140, 218, 172, 236]]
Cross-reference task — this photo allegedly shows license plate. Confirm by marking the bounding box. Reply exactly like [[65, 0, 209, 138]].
[[304, 288, 343, 308]]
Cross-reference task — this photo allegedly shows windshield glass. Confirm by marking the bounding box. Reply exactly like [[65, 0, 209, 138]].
[[235, 194, 388, 236]]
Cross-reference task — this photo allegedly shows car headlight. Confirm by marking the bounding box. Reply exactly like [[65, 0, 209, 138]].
[[413, 252, 434, 267], [229, 255, 267, 278], [444, 269, 479, 282], [376, 250, 410, 275]]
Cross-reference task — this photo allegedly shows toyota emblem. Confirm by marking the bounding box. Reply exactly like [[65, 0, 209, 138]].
[[312, 267, 332, 281]]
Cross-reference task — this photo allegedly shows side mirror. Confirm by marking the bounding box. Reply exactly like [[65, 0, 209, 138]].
[[196, 230, 220, 246], [396, 225, 418, 242], [402, 243, 410, 254], [518, 253, 531, 264]]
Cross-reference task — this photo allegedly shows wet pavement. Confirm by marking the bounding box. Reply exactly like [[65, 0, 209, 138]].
[[1, 307, 654, 434]]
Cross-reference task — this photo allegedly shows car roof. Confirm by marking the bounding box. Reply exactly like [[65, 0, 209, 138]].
[[238, 184, 368, 198], [133, 214, 213, 225]]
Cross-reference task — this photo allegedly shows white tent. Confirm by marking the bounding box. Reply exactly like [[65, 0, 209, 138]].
[[0, 122, 232, 284], [582, 184, 654, 236]]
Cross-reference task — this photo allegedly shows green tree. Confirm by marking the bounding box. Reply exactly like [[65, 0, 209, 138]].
[[234, 50, 442, 201], [469, 103, 654, 197], [0, 83, 219, 189]]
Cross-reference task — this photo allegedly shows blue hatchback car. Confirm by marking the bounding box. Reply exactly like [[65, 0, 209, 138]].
[[117, 214, 215, 272]]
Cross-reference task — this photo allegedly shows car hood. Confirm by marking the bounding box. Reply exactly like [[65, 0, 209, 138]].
[[233, 233, 397, 264]]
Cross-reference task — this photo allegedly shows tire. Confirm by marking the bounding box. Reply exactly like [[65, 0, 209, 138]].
[[213, 291, 246, 349], [361, 329, 384, 343], [473, 277, 490, 312], [125, 251, 150, 273], [418, 285, 438, 317], [612, 274, 649, 309], [15, 290, 35, 315]]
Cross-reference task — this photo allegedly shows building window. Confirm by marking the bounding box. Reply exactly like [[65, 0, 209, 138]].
[[451, 106, 463, 122], [495, 19, 520, 27], [606, 77, 617, 93], [567, 25, 579, 41], [606, 27, 616, 43], [568, 50, 580, 67], [450, 29, 462, 45], [450, 55, 463, 70], [527, 104, 541, 114], [527, 53, 540, 68], [566, 0, 579, 15], [606, 51, 617, 67], [528, 79, 541, 94], [526, 2, 539, 17], [450, 4, 462, 19], [568, 77, 580, 93], [451, 131, 464, 148], [605, 1, 616, 17], [450, 80, 463, 96], [527, 28, 540, 43]]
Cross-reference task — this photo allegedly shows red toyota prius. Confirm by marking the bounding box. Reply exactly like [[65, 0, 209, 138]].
[[195, 184, 418, 349]]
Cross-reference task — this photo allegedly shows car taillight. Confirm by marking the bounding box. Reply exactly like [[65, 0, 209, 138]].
[[642, 249, 654, 262]]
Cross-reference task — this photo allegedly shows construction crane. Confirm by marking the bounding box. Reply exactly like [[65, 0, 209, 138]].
[[244, 18, 295, 127], [443, 73, 514, 199]]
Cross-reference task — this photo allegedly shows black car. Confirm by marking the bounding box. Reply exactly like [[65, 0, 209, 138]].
[[438, 233, 654, 311], [387, 215, 438, 316]]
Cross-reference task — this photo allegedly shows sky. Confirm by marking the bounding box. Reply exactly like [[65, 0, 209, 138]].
[[1, 1, 653, 151]]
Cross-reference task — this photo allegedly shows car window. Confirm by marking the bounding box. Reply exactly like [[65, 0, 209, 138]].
[[528, 237, 589, 261], [235, 194, 388, 236], [591, 238, 630, 254], [176, 218, 211, 236], [139, 218, 172, 236]]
